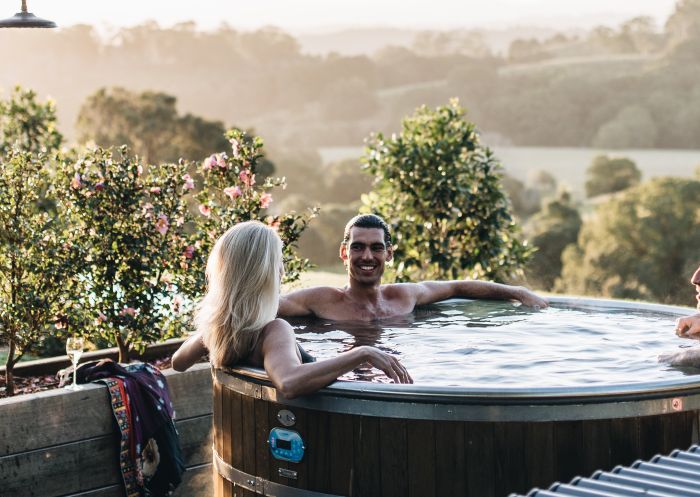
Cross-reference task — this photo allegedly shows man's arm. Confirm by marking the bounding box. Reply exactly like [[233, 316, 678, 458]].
[[412, 280, 548, 308]]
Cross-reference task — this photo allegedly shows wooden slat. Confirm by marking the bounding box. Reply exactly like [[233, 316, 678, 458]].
[[494, 422, 526, 497], [407, 420, 435, 497], [465, 422, 496, 497], [164, 363, 213, 419], [353, 416, 381, 497], [639, 414, 665, 460], [434, 421, 466, 497], [610, 416, 641, 468], [178, 415, 213, 466], [304, 407, 331, 492], [240, 395, 257, 497], [0, 434, 121, 497], [379, 417, 408, 497], [0, 416, 212, 497], [328, 412, 354, 496], [61, 463, 213, 497], [554, 420, 584, 484], [253, 398, 270, 484], [525, 421, 555, 490], [223, 386, 235, 497], [0, 364, 212, 457], [581, 419, 611, 476]]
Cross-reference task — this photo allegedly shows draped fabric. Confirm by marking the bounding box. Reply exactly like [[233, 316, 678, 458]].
[[77, 359, 185, 497]]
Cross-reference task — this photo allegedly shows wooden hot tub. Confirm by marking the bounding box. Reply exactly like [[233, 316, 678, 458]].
[[212, 298, 700, 497]]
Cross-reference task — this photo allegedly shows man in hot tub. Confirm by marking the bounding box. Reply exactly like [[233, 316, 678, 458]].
[[659, 264, 700, 366], [277, 214, 548, 321]]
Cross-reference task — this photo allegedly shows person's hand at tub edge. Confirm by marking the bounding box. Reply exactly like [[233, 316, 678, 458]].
[[261, 319, 412, 399], [675, 314, 700, 338]]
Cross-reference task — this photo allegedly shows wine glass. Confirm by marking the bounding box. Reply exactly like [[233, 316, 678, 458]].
[[65, 336, 84, 391]]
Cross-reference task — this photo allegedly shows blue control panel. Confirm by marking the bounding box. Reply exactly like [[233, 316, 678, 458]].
[[268, 427, 305, 463]]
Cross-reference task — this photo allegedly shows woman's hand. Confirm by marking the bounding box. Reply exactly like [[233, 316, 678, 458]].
[[359, 346, 413, 384]]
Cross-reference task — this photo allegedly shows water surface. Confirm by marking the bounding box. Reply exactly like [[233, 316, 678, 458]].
[[292, 300, 698, 387]]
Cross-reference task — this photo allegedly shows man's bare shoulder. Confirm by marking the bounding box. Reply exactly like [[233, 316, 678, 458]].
[[283, 285, 347, 302]]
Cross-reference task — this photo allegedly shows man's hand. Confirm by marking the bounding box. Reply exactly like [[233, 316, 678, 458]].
[[515, 287, 549, 309], [675, 314, 700, 337]]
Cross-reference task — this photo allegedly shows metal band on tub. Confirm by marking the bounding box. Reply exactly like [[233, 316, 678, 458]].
[[213, 447, 344, 497]]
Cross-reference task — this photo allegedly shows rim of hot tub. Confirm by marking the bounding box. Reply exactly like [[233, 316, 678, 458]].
[[215, 296, 700, 422]]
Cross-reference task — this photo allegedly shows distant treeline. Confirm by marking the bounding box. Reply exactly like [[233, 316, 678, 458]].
[[1, 1, 700, 150]]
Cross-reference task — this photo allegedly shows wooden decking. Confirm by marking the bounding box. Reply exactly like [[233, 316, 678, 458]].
[[0, 362, 213, 496]]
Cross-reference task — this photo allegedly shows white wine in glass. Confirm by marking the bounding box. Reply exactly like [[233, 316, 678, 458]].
[[65, 337, 84, 391]]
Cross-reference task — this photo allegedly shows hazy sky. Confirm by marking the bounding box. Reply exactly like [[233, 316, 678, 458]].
[[16, 0, 679, 32]]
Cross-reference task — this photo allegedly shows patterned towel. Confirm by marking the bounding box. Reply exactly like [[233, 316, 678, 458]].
[[77, 359, 185, 497]]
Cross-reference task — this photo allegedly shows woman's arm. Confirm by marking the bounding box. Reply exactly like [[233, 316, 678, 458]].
[[261, 319, 412, 399], [171, 332, 208, 372]]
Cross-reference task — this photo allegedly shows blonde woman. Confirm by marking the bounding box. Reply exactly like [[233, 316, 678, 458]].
[[172, 221, 412, 397]]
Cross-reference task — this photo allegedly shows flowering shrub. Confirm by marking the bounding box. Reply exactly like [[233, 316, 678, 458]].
[[0, 88, 317, 381], [182, 128, 316, 298], [61, 146, 194, 362], [0, 150, 82, 395]]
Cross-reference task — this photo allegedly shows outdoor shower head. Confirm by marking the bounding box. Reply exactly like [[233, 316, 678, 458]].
[[0, 0, 56, 28]]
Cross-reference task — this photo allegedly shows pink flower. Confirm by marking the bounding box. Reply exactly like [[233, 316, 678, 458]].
[[182, 174, 194, 190], [149, 187, 161, 194], [95, 312, 108, 325], [120, 307, 138, 317], [54, 320, 66, 330], [173, 295, 184, 313], [199, 204, 211, 217], [155, 213, 169, 235], [230, 139, 240, 158], [223, 186, 242, 200], [142, 202, 154, 219], [71, 173, 82, 189], [137, 165, 143, 176], [203, 155, 216, 171], [216, 154, 227, 169], [266, 216, 281, 230], [183, 245, 195, 259], [259, 192, 273, 209], [239, 170, 255, 187]]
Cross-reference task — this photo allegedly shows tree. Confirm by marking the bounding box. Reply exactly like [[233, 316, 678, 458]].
[[584, 155, 642, 198], [558, 178, 700, 305], [592, 105, 658, 149], [362, 99, 531, 282], [0, 87, 62, 157], [76, 87, 231, 164], [0, 151, 82, 395], [61, 146, 194, 362], [524, 192, 582, 290]]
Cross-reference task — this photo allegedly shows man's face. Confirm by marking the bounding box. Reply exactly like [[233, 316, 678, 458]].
[[692, 265, 700, 310], [340, 227, 393, 285]]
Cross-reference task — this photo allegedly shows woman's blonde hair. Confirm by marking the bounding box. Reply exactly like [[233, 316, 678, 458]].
[[196, 220, 283, 368]]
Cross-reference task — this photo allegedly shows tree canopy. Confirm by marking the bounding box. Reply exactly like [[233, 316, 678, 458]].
[[362, 100, 531, 282], [558, 177, 700, 305]]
